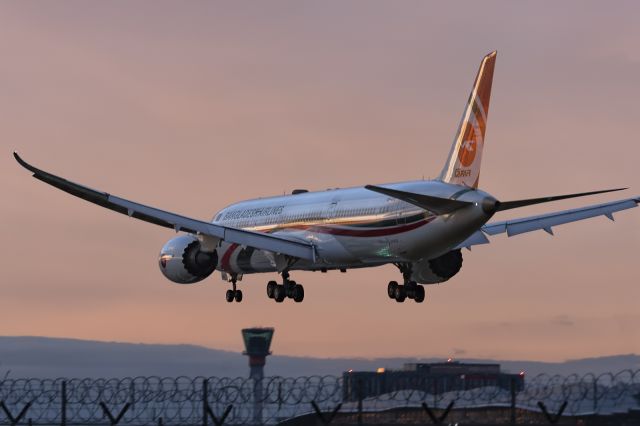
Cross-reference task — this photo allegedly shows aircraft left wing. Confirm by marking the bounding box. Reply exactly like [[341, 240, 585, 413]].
[[14, 153, 316, 261], [456, 197, 639, 249]]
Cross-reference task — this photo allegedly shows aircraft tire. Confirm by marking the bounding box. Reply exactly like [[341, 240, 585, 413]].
[[234, 290, 243, 302], [414, 285, 425, 303], [286, 280, 297, 298], [225, 289, 234, 303], [266, 281, 277, 298], [293, 285, 304, 303], [406, 286, 415, 299], [394, 286, 406, 303], [387, 281, 399, 298], [274, 285, 286, 303]]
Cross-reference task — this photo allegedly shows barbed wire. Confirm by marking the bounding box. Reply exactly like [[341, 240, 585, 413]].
[[0, 370, 638, 424]]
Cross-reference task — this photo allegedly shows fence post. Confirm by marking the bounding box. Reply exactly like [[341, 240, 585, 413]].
[[422, 401, 455, 425], [130, 381, 135, 412], [0, 400, 33, 426], [202, 378, 209, 426], [61, 380, 67, 426], [311, 401, 342, 425], [538, 401, 567, 424], [432, 378, 438, 408], [510, 377, 517, 426], [99, 402, 131, 426], [592, 378, 598, 413], [357, 379, 363, 426]]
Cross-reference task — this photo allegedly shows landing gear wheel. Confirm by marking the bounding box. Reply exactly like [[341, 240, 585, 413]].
[[394, 286, 406, 303], [286, 280, 297, 298], [274, 285, 286, 303], [406, 287, 415, 300], [234, 290, 243, 302], [405, 281, 418, 299], [414, 285, 425, 303], [274, 271, 303, 303], [292, 284, 304, 303], [266, 281, 277, 299], [225, 289, 234, 303], [387, 281, 398, 299]]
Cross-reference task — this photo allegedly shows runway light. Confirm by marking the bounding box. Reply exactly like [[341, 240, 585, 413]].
[[519, 371, 525, 376], [447, 358, 453, 363], [348, 369, 353, 373], [377, 368, 385, 373]]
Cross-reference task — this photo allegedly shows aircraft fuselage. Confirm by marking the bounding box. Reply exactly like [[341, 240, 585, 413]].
[[212, 180, 494, 279]]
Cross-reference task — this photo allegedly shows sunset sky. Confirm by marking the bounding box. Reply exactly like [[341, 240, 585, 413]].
[[2, 1, 639, 362]]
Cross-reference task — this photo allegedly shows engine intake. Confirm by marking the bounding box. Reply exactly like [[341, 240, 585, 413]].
[[411, 249, 463, 284], [428, 249, 463, 280], [158, 235, 218, 284]]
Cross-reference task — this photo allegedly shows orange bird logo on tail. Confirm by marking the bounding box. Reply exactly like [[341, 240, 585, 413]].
[[458, 126, 477, 167]]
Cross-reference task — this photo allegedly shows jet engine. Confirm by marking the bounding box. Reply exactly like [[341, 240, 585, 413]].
[[411, 249, 463, 284], [158, 235, 218, 284]]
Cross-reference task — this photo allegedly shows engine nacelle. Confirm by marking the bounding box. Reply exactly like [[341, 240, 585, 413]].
[[411, 249, 463, 284], [158, 235, 218, 284]]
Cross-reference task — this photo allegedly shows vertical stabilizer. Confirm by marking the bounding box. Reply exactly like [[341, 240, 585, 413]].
[[439, 51, 496, 188]]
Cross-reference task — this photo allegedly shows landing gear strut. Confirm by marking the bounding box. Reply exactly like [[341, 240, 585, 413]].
[[225, 274, 243, 303], [266, 270, 304, 303], [388, 264, 425, 303]]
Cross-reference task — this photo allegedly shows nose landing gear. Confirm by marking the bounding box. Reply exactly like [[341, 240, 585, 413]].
[[266, 271, 304, 303], [388, 264, 425, 303], [225, 274, 243, 303]]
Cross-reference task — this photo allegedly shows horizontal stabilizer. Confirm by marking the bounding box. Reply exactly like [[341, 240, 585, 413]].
[[494, 188, 628, 212], [364, 185, 473, 215]]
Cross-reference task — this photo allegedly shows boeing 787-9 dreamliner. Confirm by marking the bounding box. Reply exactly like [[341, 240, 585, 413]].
[[15, 51, 639, 304]]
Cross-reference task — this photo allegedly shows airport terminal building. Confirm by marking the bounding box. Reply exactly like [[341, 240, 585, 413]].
[[343, 361, 525, 401]]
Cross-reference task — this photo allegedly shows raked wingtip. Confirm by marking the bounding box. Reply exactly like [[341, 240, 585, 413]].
[[13, 152, 39, 174]]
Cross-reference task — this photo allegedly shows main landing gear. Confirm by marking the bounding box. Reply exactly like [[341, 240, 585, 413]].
[[388, 264, 425, 303], [225, 274, 243, 303], [266, 271, 304, 303]]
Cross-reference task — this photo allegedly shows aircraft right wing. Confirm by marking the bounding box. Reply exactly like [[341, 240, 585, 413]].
[[484, 197, 639, 236], [457, 197, 639, 249]]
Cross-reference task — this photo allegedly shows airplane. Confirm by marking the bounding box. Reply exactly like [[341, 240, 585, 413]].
[[15, 51, 639, 304]]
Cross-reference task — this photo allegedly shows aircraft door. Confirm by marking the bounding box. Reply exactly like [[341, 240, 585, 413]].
[[324, 197, 340, 222]]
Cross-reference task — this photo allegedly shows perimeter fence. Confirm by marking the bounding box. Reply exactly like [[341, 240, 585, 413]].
[[0, 370, 638, 425]]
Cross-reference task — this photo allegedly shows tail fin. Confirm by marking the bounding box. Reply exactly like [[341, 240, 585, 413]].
[[439, 51, 496, 189]]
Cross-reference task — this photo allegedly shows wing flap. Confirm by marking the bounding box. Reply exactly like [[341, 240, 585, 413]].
[[455, 230, 491, 250], [108, 195, 224, 236], [15, 153, 316, 261], [483, 198, 639, 237]]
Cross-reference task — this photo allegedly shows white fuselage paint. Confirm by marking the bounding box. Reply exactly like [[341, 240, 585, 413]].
[[212, 180, 494, 277]]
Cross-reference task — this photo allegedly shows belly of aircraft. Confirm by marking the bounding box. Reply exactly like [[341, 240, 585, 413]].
[[215, 218, 456, 274]]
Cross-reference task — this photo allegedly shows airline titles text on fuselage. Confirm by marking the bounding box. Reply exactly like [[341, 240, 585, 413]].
[[222, 205, 285, 221]]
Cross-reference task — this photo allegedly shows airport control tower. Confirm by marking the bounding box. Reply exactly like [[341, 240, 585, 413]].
[[242, 327, 274, 425]]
